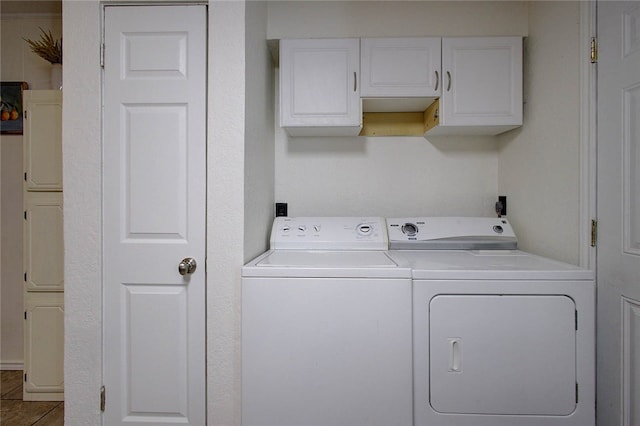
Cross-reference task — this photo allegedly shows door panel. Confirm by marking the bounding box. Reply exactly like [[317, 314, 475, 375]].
[[126, 285, 188, 416], [597, 2, 640, 425], [429, 295, 576, 416], [23, 292, 64, 400], [103, 5, 206, 425], [23, 90, 62, 191], [125, 105, 187, 239], [242, 277, 413, 426], [24, 192, 64, 291], [622, 297, 640, 425]]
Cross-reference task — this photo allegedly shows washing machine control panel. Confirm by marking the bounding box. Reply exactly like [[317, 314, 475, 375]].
[[270, 217, 388, 250], [387, 217, 518, 250]]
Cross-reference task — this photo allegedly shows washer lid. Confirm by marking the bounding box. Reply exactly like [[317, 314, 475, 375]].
[[387, 217, 517, 250], [257, 250, 397, 268], [242, 250, 411, 278]]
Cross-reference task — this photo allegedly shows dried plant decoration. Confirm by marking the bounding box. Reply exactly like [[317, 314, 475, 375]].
[[24, 28, 62, 64]]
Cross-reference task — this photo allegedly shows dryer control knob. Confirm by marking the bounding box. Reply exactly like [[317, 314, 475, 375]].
[[402, 223, 418, 236]]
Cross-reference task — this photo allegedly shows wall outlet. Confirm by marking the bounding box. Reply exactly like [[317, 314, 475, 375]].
[[275, 202, 288, 217], [497, 195, 507, 216]]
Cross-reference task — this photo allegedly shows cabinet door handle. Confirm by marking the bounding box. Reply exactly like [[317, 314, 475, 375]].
[[353, 71, 357, 92], [446, 71, 452, 92], [434, 70, 439, 91]]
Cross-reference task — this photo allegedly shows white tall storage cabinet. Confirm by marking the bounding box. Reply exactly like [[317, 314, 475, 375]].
[[22, 90, 64, 401]]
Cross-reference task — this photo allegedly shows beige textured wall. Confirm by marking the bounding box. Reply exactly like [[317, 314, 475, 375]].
[[498, 1, 582, 264]]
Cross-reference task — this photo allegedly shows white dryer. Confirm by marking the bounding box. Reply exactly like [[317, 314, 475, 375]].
[[387, 217, 595, 426], [242, 217, 412, 426]]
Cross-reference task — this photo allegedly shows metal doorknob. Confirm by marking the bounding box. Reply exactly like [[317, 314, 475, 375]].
[[178, 258, 197, 276]]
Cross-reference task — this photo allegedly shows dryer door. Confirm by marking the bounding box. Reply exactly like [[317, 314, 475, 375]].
[[429, 294, 576, 415]]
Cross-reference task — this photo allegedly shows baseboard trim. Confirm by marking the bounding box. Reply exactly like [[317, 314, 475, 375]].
[[0, 361, 24, 370]]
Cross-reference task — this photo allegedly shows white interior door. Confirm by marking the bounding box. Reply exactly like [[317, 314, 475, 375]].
[[597, 2, 640, 425], [103, 5, 206, 425]]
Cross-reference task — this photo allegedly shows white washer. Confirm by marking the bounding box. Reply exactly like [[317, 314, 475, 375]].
[[387, 217, 595, 426], [242, 217, 413, 426]]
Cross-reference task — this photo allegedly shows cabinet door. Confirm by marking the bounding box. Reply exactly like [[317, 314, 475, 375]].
[[280, 38, 361, 136], [361, 37, 441, 99], [441, 37, 522, 128], [23, 292, 64, 401], [23, 90, 62, 191], [24, 192, 64, 291]]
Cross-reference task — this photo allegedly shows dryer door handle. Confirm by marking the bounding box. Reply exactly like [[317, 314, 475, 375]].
[[448, 338, 462, 372]]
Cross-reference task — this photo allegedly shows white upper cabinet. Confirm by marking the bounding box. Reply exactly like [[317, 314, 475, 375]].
[[278, 37, 523, 137], [426, 37, 523, 136], [23, 90, 63, 190], [361, 37, 441, 112], [280, 38, 362, 137]]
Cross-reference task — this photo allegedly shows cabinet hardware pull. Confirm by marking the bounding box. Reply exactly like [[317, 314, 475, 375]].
[[434, 70, 439, 91], [447, 71, 452, 91], [353, 72, 357, 92]]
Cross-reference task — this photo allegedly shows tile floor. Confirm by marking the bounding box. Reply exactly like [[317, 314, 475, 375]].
[[0, 370, 63, 425]]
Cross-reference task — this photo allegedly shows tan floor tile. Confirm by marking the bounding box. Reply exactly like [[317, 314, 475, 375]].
[[0, 371, 22, 399], [0, 400, 59, 425], [33, 402, 64, 426]]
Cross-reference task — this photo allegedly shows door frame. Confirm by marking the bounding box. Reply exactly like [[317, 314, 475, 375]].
[[580, 0, 597, 271]]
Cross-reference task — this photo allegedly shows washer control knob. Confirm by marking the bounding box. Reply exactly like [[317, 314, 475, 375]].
[[281, 226, 290, 233], [298, 225, 307, 232], [493, 225, 504, 234], [402, 223, 418, 236], [357, 223, 372, 235]]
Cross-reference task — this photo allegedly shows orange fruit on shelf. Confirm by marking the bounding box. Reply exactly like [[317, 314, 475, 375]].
[[1, 110, 9, 121], [10, 110, 19, 120]]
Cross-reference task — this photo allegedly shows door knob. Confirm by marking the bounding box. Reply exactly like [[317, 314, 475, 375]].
[[178, 258, 197, 276]]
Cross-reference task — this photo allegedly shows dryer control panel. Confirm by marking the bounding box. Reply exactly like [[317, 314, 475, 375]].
[[270, 217, 388, 250], [387, 217, 518, 250]]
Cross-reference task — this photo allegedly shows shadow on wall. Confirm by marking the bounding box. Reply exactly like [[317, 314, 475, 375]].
[[285, 134, 502, 157]]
